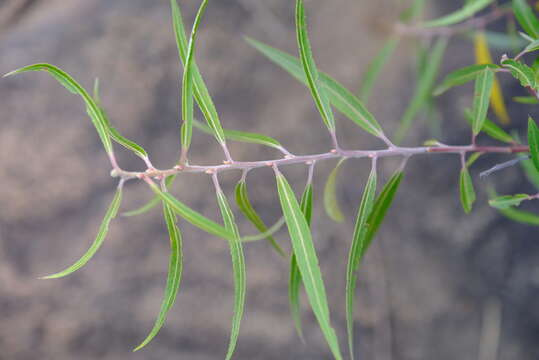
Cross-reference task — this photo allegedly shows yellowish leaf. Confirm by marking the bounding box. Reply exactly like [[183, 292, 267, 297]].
[[474, 32, 510, 125]]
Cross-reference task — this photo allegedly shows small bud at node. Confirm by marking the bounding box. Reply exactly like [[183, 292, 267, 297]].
[[265, 162, 274, 167], [330, 149, 337, 153], [205, 169, 215, 175]]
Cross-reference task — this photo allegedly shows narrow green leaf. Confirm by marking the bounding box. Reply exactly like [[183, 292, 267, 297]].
[[501, 58, 537, 89], [133, 202, 183, 351], [275, 171, 342, 360], [466, 152, 483, 168], [295, 0, 335, 132], [513, 0, 539, 39], [5, 64, 113, 155], [214, 188, 246, 360], [235, 181, 286, 257], [41, 186, 122, 279], [472, 67, 495, 135], [362, 171, 404, 255], [524, 39, 539, 54], [399, 0, 427, 22], [497, 206, 539, 225], [323, 159, 346, 223], [193, 119, 284, 150], [463, 109, 514, 143], [528, 117, 539, 172], [170, 0, 226, 145], [289, 182, 313, 342], [513, 95, 539, 104], [148, 182, 235, 241], [180, 0, 208, 159], [242, 217, 285, 242], [345, 164, 377, 360], [433, 64, 498, 96], [359, 37, 399, 104], [421, 0, 494, 28], [93, 79, 149, 160], [459, 168, 476, 213], [245, 37, 384, 137], [395, 38, 448, 144], [489, 194, 530, 209], [122, 175, 176, 217]]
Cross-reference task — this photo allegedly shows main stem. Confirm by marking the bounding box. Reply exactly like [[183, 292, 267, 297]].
[[113, 144, 529, 181]]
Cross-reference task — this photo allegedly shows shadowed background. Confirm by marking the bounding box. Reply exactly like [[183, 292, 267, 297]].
[[1, 0, 538, 359]]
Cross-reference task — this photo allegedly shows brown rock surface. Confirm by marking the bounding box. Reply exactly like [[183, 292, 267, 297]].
[[0, 1, 538, 359]]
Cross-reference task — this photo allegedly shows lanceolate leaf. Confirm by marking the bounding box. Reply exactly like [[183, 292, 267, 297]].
[[362, 171, 404, 253], [93, 79, 149, 161], [193, 119, 285, 151], [324, 159, 346, 223], [463, 109, 513, 143], [489, 194, 530, 209], [474, 32, 510, 125], [433, 64, 498, 96], [459, 167, 476, 213], [528, 117, 539, 172], [180, 0, 208, 161], [513, 0, 539, 39], [345, 164, 377, 360], [245, 37, 384, 137], [215, 188, 246, 360], [170, 0, 226, 145], [501, 58, 537, 89], [4, 64, 113, 155], [497, 206, 539, 225], [41, 186, 123, 279], [275, 171, 342, 360], [235, 181, 286, 257], [295, 0, 335, 132], [421, 0, 493, 28], [359, 37, 399, 104], [472, 67, 495, 136], [289, 182, 313, 341], [148, 182, 235, 241], [395, 38, 448, 144], [521, 158, 539, 189], [134, 202, 183, 351], [513, 95, 539, 104]]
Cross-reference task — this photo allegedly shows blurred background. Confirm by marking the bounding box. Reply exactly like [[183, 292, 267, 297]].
[[1, 0, 539, 359]]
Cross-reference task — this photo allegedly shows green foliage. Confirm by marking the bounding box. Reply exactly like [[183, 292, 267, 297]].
[[434, 64, 498, 96], [324, 159, 346, 223], [513, 0, 539, 39], [459, 168, 476, 213], [421, 0, 494, 28], [489, 194, 530, 209], [471, 67, 495, 136], [528, 117, 539, 171]]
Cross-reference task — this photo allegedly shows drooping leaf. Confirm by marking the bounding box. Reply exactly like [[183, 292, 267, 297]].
[[289, 181, 313, 342], [148, 182, 235, 241], [459, 167, 476, 213], [324, 159, 346, 223], [93, 79, 149, 161], [245, 37, 384, 137], [463, 109, 514, 143], [215, 188, 246, 360], [170, 0, 226, 145], [295, 0, 335, 133], [421, 0, 494, 28], [359, 37, 399, 104], [433, 64, 498, 96], [242, 217, 285, 242], [395, 38, 448, 144], [122, 175, 176, 217], [489, 194, 530, 209], [528, 116, 539, 172], [133, 202, 183, 351], [275, 171, 342, 360], [471, 67, 495, 136], [235, 180, 286, 257], [193, 119, 286, 152], [501, 58, 537, 89], [497, 206, 539, 225], [5, 64, 113, 155], [474, 32, 510, 124], [513, 0, 539, 39], [41, 186, 122, 279], [345, 164, 377, 360]]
